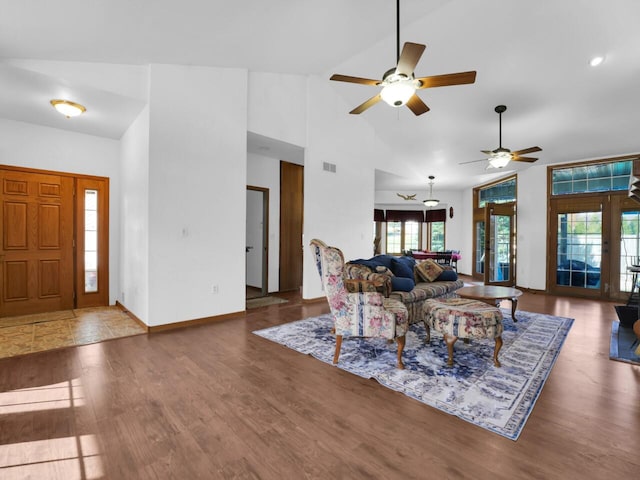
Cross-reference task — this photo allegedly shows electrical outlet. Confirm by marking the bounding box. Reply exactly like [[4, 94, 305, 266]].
[[211, 284, 219, 294]]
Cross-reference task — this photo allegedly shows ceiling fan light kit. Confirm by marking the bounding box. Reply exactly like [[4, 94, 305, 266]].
[[380, 76, 415, 107], [488, 149, 512, 168]]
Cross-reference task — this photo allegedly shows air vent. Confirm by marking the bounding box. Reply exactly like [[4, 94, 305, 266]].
[[323, 162, 337, 173]]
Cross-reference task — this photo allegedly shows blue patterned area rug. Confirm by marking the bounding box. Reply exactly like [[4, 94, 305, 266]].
[[609, 321, 640, 365], [253, 309, 573, 441]]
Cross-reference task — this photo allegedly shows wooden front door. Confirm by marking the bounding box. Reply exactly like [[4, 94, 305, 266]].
[[1, 169, 74, 316]]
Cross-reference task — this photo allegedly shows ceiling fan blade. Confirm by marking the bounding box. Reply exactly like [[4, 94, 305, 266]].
[[512, 156, 538, 163], [416, 71, 477, 89], [330, 74, 380, 86], [481, 150, 494, 155], [511, 146, 542, 156], [349, 94, 382, 115], [459, 158, 488, 165], [405, 94, 430, 116], [396, 42, 426, 77]]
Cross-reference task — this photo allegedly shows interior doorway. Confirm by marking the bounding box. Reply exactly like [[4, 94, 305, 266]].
[[246, 186, 269, 299]]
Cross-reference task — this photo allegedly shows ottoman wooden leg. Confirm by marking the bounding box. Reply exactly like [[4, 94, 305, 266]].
[[444, 334, 458, 366], [424, 322, 431, 343], [493, 336, 503, 367], [396, 335, 406, 370]]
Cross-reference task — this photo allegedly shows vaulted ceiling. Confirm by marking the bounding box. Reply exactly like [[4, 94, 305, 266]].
[[1, 0, 639, 190]]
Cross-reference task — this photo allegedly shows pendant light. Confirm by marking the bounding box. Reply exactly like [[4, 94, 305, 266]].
[[423, 175, 439, 207]]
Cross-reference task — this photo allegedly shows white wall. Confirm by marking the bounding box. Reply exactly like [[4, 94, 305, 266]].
[[146, 64, 248, 326], [119, 105, 150, 321], [247, 153, 281, 293], [0, 118, 122, 303], [248, 72, 307, 147], [303, 75, 392, 299], [515, 165, 548, 290]]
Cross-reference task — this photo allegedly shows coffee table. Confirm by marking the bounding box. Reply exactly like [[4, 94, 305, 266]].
[[456, 285, 523, 322]]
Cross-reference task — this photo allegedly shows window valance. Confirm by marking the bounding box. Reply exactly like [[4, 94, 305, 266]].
[[374, 209, 386, 222], [385, 210, 425, 223], [425, 209, 446, 223]]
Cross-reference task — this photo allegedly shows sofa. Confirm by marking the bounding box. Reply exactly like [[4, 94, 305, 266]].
[[344, 254, 464, 325]]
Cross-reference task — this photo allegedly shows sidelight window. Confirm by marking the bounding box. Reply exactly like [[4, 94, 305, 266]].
[[84, 190, 98, 293]]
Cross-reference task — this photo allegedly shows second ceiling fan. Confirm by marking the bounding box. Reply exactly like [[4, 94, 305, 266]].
[[329, 0, 477, 116], [461, 105, 542, 169]]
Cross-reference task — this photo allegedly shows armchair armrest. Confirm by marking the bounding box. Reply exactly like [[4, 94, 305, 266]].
[[344, 279, 379, 293], [344, 263, 392, 297]]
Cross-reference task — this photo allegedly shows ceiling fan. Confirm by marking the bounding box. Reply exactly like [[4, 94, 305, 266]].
[[461, 105, 542, 168], [329, 0, 476, 116]]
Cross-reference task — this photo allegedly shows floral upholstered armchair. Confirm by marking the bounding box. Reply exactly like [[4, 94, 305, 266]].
[[309, 239, 409, 369]]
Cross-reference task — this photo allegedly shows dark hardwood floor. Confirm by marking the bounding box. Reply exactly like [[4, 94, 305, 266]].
[[0, 285, 638, 479]]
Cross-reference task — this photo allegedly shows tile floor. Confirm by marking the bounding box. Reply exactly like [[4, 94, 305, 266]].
[[0, 306, 147, 359]]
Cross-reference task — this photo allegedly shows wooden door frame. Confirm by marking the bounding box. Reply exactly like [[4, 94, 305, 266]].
[[75, 176, 110, 308], [547, 193, 608, 299], [1, 165, 109, 313], [484, 202, 516, 286]]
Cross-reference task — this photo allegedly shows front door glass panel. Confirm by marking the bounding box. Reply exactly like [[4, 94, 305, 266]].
[[556, 212, 602, 289], [489, 214, 511, 282]]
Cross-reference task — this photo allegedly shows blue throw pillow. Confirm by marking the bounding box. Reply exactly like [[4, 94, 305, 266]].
[[390, 276, 415, 292], [396, 255, 416, 270], [372, 255, 395, 269], [436, 269, 458, 281], [391, 258, 414, 279]]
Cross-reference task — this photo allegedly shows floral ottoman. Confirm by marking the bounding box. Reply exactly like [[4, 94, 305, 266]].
[[423, 297, 504, 367]]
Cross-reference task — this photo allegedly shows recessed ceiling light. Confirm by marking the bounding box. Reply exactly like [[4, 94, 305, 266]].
[[50, 99, 86, 118], [589, 56, 605, 67]]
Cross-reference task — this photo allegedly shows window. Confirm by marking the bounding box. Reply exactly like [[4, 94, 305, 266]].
[[552, 160, 631, 196], [385, 210, 424, 254], [84, 190, 98, 293], [478, 177, 516, 207], [425, 209, 446, 251], [386, 221, 421, 254]]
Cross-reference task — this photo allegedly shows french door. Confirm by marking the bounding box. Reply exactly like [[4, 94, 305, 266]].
[[548, 196, 605, 299], [484, 202, 515, 285], [549, 193, 640, 301], [473, 202, 516, 286]]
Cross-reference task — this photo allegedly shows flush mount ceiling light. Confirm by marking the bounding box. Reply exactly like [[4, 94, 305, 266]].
[[423, 175, 439, 207], [589, 55, 605, 67], [50, 99, 86, 118]]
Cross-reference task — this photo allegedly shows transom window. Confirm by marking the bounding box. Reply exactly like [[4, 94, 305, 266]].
[[478, 177, 516, 207], [552, 160, 631, 195]]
